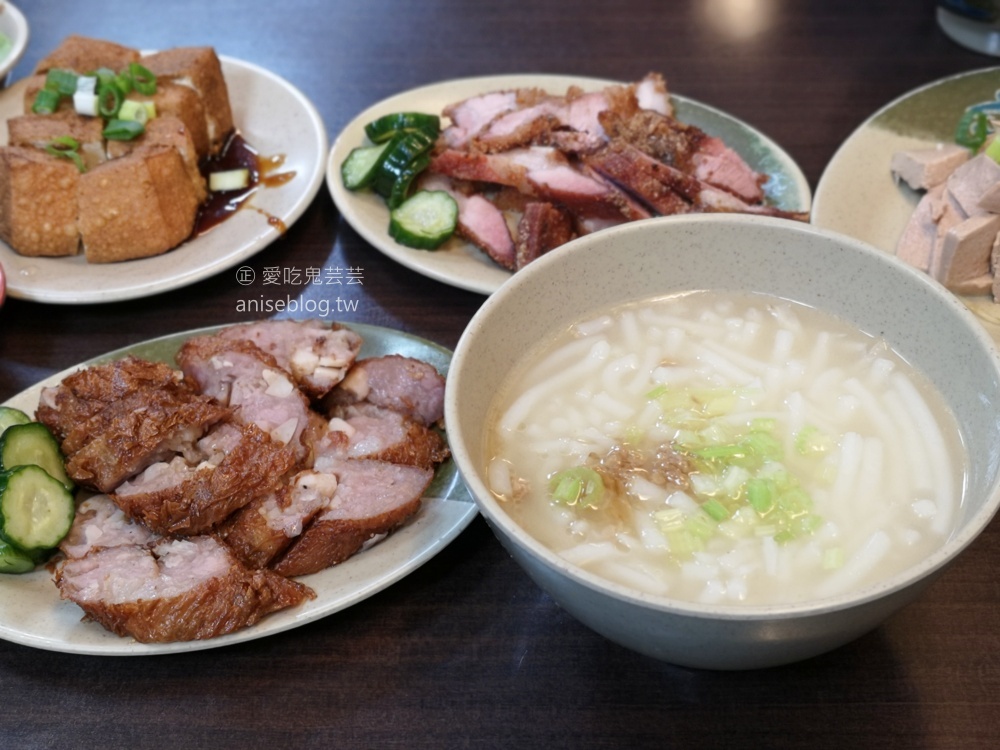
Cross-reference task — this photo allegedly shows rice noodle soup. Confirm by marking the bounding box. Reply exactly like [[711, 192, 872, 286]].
[[485, 291, 968, 606]]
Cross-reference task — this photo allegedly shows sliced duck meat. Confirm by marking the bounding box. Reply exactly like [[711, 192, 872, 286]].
[[112, 421, 297, 536], [177, 335, 315, 460], [315, 402, 450, 468], [441, 90, 520, 149], [515, 201, 576, 269], [271, 457, 432, 577], [55, 535, 314, 643], [60, 494, 160, 560], [216, 319, 363, 399], [419, 173, 516, 270], [322, 354, 446, 427], [222, 470, 339, 570]]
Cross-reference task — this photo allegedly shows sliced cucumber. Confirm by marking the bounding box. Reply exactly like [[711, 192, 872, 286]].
[[371, 130, 436, 201], [0, 422, 74, 491], [364, 112, 440, 143], [389, 190, 459, 250], [0, 537, 36, 574], [0, 465, 75, 553], [341, 139, 393, 191], [0, 406, 31, 436]]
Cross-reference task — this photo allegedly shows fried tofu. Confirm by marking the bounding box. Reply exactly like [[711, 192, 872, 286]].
[[126, 81, 212, 159], [106, 115, 208, 203], [33, 35, 140, 75], [78, 145, 201, 263], [0, 146, 80, 257], [7, 113, 107, 171], [141, 47, 234, 155]]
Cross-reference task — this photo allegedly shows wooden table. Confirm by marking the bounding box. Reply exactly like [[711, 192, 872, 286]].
[[2, 1, 999, 747]]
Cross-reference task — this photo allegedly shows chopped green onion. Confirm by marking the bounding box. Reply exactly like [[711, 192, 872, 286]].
[[102, 118, 145, 141], [31, 88, 61, 115], [701, 498, 730, 522], [986, 136, 1000, 165], [548, 466, 605, 509], [73, 91, 99, 117], [745, 477, 774, 515], [128, 63, 157, 96], [795, 424, 834, 456], [822, 547, 845, 570], [44, 68, 78, 96], [44, 136, 85, 173], [97, 84, 123, 118], [117, 99, 152, 124]]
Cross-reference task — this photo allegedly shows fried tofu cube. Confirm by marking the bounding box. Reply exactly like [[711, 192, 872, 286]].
[[106, 116, 208, 203], [128, 82, 211, 159], [78, 145, 201, 263], [0, 146, 81, 257], [33, 35, 140, 75], [141, 47, 234, 155], [7, 113, 107, 171]]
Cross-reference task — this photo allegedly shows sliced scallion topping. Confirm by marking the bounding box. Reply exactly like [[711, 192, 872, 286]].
[[548, 466, 605, 510], [44, 136, 86, 173], [44, 68, 78, 96], [31, 88, 61, 115], [128, 63, 157, 96], [97, 84, 123, 118], [102, 118, 145, 141]]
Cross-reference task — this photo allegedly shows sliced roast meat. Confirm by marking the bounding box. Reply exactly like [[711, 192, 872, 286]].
[[60, 494, 160, 560], [36, 356, 190, 443], [515, 201, 576, 269], [216, 319, 363, 399], [221, 470, 339, 569], [55, 535, 314, 643], [322, 354, 446, 427], [271, 457, 432, 577], [315, 402, 450, 469], [177, 334, 316, 461], [112, 421, 297, 536]]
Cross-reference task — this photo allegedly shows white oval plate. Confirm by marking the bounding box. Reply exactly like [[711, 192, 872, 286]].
[[327, 74, 812, 296], [0, 2, 29, 84], [812, 67, 1000, 342], [0, 322, 477, 655], [0, 55, 328, 304]]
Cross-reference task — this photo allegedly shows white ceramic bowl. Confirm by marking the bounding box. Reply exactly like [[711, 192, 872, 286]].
[[0, 3, 28, 87], [445, 214, 1000, 670]]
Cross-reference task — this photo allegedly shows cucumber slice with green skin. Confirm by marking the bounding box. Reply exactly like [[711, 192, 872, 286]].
[[372, 130, 436, 200], [0, 406, 31, 436], [0, 422, 74, 491], [389, 190, 458, 250], [341, 139, 393, 191], [0, 465, 75, 553], [386, 153, 431, 209], [364, 112, 440, 143], [0, 537, 36, 574]]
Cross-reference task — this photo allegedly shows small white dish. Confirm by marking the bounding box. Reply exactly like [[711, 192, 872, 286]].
[[0, 55, 328, 304], [0, 322, 477, 655], [0, 3, 28, 86], [812, 67, 1000, 343], [328, 74, 811, 295]]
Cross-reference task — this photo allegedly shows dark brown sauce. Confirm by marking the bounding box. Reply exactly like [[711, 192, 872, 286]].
[[192, 132, 296, 237]]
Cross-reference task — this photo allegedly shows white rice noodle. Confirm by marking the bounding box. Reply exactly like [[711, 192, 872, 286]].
[[889, 372, 956, 535], [815, 530, 891, 598]]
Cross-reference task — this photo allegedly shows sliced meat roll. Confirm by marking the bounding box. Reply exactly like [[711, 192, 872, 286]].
[[112, 421, 297, 536], [316, 402, 449, 469], [221, 470, 338, 570], [216, 319, 363, 399], [323, 355, 446, 427], [177, 335, 316, 461], [271, 457, 432, 577], [60, 494, 159, 560], [55, 535, 314, 643]]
